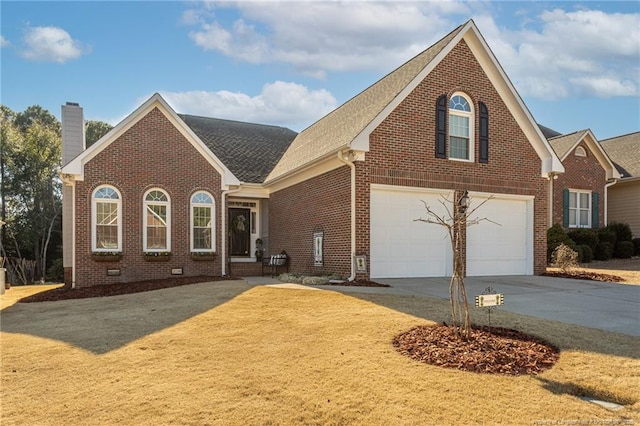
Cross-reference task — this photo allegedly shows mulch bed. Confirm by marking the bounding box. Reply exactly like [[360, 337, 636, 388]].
[[393, 324, 559, 376], [543, 270, 624, 282], [19, 276, 239, 303], [325, 279, 390, 287]]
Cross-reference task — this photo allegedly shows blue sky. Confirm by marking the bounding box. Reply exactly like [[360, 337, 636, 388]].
[[2, 1, 639, 140]]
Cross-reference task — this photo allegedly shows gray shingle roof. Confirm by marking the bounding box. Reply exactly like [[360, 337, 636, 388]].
[[548, 130, 589, 158], [538, 124, 562, 139], [179, 114, 297, 183], [600, 132, 640, 178], [265, 24, 465, 183]]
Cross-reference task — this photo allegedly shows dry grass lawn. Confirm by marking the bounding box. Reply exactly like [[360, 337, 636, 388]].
[[1, 281, 639, 425], [548, 257, 640, 285]]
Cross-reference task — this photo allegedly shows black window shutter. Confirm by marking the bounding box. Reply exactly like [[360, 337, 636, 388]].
[[435, 95, 447, 158], [479, 101, 489, 163], [562, 188, 570, 227], [592, 192, 599, 228]]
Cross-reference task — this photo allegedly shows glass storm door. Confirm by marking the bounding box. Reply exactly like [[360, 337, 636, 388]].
[[229, 208, 251, 256]]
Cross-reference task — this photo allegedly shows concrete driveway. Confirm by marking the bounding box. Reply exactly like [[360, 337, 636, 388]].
[[371, 275, 640, 336]]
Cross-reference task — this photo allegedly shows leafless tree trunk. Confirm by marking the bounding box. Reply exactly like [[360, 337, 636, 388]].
[[415, 192, 497, 339]]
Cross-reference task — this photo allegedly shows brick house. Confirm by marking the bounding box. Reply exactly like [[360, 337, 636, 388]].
[[547, 130, 620, 230], [61, 20, 565, 288], [600, 132, 640, 237]]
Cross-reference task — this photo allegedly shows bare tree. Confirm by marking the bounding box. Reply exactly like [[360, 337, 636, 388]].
[[415, 191, 497, 339]]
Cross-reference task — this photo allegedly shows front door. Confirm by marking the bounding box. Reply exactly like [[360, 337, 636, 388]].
[[229, 208, 251, 256]]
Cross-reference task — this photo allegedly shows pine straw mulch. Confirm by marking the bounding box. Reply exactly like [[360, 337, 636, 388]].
[[393, 324, 560, 376], [18, 276, 239, 303], [543, 270, 624, 282]]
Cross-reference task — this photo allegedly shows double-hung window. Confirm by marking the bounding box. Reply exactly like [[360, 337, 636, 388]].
[[191, 191, 215, 251], [448, 94, 474, 161], [143, 189, 170, 251], [569, 190, 591, 228], [92, 185, 122, 252]]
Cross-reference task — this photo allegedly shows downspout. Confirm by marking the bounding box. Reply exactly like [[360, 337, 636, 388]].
[[337, 151, 356, 281], [71, 182, 76, 289], [547, 172, 558, 228], [604, 179, 617, 226], [221, 186, 242, 276]]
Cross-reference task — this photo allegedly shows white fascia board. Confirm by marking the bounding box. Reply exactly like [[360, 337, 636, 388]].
[[463, 24, 564, 177], [560, 130, 622, 180], [60, 93, 240, 187], [265, 150, 346, 193], [233, 183, 270, 199]]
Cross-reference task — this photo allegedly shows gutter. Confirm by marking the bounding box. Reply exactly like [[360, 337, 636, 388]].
[[604, 179, 618, 226], [221, 185, 242, 276], [337, 151, 356, 281]]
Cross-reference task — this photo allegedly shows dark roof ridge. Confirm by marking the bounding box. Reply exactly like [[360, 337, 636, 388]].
[[178, 113, 295, 132], [600, 130, 640, 143]]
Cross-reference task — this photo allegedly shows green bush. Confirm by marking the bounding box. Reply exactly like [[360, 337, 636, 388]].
[[46, 258, 64, 282], [567, 229, 599, 251], [604, 222, 633, 243], [594, 242, 613, 261], [578, 244, 593, 263], [633, 238, 640, 256], [597, 228, 617, 246], [547, 224, 575, 262], [574, 245, 583, 263], [614, 241, 634, 259]]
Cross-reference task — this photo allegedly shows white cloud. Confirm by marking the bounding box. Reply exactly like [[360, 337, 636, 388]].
[[158, 81, 338, 130], [184, 3, 639, 100], [188, 2, 468, 75], [0, 36, 9, 48], [487, 9, 640, 99], [21, 26, 88, 63]]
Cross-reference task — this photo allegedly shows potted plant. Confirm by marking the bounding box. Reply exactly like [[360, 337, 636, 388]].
[[191, 251, 216, 261], [91, 251, 122, 262], [255, 238, 264, 262], [143, 251, 171, 262]]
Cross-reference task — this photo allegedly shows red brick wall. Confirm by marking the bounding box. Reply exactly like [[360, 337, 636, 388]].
[[74, 107, 223, 287], [552, 142, 606, 228], [363, 40, 549, 275], [269, 166, 351, 277]]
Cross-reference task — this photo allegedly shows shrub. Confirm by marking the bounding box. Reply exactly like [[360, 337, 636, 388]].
[[597, 228, 617, 246], [594, 242, 614, 261], [605, 222, 633, 243], [567, 229, 599, 251], [551, 243, 578, 271], [614, 241, 635, 259], [578, 245, 593, 263], [46, 258, 64, 282], [574, 245, 584, 263], [302, 276, 330, 285], [633, 238, 640, 256], [547, 224, 575, 262]]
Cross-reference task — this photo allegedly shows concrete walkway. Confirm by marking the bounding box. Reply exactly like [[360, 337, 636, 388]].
[[244, 275, 640, 336]]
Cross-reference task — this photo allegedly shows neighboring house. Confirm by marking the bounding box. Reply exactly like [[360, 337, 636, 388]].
[[600, 132, 640, 237], [547, 130, 620, 230], [61, 20, 564, 288]]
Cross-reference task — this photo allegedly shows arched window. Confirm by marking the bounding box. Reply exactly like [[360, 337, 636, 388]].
[[448, 93, 474, 161], [143, 189, 170, 252], [575, 146, 587, 157], [191, 191, 215, 251], [92, 185, 122, 252]]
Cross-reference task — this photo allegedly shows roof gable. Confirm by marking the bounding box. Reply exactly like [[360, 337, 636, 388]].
[[61, 94, 240, 186], [266, 20, 563, 184], [600, 131, 640, 178], [549, 129, 621, 179], [180, 114, 297, 183]]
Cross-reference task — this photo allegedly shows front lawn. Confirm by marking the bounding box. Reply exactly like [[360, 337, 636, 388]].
[[1, 281, 638, 425]]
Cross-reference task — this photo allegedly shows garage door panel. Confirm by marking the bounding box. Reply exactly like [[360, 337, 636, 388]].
[[467, 196, 532, 276], [371, 188, 450, 278]]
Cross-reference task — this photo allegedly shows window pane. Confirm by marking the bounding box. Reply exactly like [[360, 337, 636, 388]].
[[450, 136, 469, 159], [449, 115, 469, 137], [192, 205, 213, 250], [569, 192, 577, 208], [449, 95, 470, 112], [146, 190, 168, 202], [96, 187, 118, 199], [580, 193, 589, 208], [97, 202, 118, 226], [146, 227, 167, 249], [192, 192, 212, 204], [193, 228, 211, 249], [96, 225, 118, 248], [579, 210, 589, 226], [146, 205, 167, 226], [569, 210, 577, 226]]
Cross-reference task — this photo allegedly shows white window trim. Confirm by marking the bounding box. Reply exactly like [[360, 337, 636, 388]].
[[143, 188, 171, 252], [448, 92, 475, 162], [574, 146, 587, 157], [568, 189, 591, 229], [91, 185, 122, 252], [190, 191, 216, 252]]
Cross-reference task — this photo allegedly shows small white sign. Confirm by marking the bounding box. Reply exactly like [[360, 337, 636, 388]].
[[475, 293, 504, 308]]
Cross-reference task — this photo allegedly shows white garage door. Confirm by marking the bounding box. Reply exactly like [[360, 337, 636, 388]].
[[466, 194, 533, 276], [370, 186, 452, 278]]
